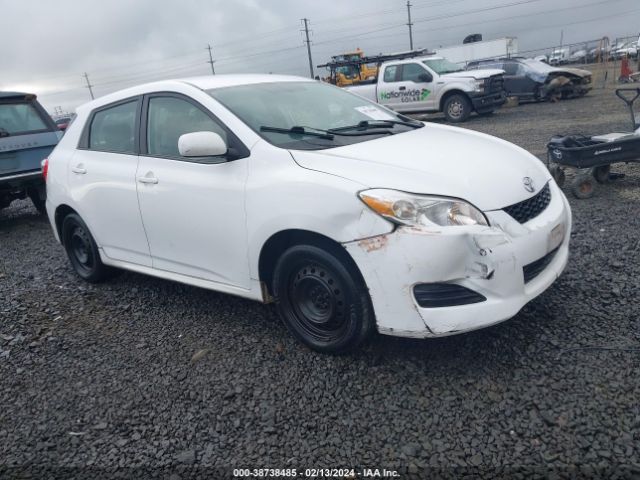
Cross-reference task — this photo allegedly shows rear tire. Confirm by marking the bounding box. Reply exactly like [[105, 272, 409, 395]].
[[272, 244, 374, 354], [28, 188, 47, 215], [61, 213, 115, 283], [443, 94, 471, 123], [571, 173, 596, 199], [549, 164, 565, 187], [593, 165, 610, 184]]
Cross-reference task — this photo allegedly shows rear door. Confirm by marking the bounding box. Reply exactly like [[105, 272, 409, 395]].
[[377, 63, 435, 112], [69, 97, 151, 267], [135, 93, 250, 288]]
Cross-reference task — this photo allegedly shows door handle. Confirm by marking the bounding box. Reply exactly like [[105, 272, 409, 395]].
[[399, 86, 406, 91], [71, 165, 87, 174], [137, 176, 158, 185]]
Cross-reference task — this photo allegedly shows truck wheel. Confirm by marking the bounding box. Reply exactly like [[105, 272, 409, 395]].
[[443, 94, 471, 123], [549, 165, 565, 187], [571, 173, 596, 199], [27, 188, 47, 215], [272, 244, 374, 354], [593, 165, 610, 184], [61, 213, 116, 283]]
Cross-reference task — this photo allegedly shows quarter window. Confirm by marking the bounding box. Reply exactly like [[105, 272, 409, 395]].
[[146, 96, 227, 158], [89, 101, 137, 154]]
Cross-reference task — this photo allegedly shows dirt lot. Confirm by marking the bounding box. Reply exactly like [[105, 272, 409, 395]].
[[1, 83, 639, 479]]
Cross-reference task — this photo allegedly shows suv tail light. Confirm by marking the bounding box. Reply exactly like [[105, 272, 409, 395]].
[[42, 158, 49, 182]]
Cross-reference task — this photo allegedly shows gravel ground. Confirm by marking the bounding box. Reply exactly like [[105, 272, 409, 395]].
[[1, 83, 640, 479]]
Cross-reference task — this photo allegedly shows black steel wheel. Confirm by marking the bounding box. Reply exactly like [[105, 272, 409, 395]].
[[549, 164, 566, 187], [443, 94, 471, 123], [571, 172, 596, 199], [593, 165, 611, 184], [273, 244, 374, 353], [61, 213, 115, 282]]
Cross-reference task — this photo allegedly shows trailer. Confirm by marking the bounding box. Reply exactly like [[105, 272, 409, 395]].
[[435, 37, 518, 65]]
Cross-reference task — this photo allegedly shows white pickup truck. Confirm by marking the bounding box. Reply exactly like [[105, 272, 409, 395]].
[[346, 56, 506, 122]]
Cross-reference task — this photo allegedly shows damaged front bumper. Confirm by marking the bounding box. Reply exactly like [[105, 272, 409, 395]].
[[343, 181, 571, 338]]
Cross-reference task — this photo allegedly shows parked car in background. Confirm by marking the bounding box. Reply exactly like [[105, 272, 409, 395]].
[[534, 54, 548, 63], [612, 41, 638, 59], [567, 49, 587, 64], [0, 92, 61, 214], [54, 115, 74, 132], [467, 58, 592, 102], [345, 55, 506, 122], [44, 75, 570, 353]]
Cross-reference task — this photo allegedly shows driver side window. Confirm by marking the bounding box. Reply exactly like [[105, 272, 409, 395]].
[[146, 96, 227, 158]]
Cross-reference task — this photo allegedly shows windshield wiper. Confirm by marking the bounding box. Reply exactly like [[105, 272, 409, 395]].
[[329, 119, 423, 133], [260, 125, 334, 140]]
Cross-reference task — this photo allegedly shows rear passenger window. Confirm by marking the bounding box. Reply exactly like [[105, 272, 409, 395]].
[[89, 101, 137, 154], [383, 65, 399, 82], [146, 96, 227, 158], [400, 63, 428, 82]]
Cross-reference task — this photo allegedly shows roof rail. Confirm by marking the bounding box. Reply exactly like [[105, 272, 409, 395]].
[[317, 49, 434, 69]]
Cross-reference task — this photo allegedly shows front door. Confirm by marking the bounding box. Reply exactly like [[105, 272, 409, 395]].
[[378, 63, 435, 112], [135, 94, 250, 288]]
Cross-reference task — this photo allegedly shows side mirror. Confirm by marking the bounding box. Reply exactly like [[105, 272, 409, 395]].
[[178, 131, 227, 157], [418, 73, 433, 83]]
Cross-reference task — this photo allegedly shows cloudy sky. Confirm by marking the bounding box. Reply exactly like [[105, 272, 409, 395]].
[[1, 0, 638, 113]]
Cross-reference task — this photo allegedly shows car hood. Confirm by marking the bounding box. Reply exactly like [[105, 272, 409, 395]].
[[556, 67, 591, 78], [442, 68, 504, 80], [290, 123, 551, 211]]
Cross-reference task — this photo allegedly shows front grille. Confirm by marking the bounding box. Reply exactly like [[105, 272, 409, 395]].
[[523, 248, 559, 284], [503, 183, 551, 224], [413, 283, 486, 308], [489, 75, 504, 93]]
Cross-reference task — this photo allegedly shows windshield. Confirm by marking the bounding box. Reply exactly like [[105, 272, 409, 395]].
[[208, 81, 416, 150], [423, 58, 463, 74], [522, 59, 556, 73]]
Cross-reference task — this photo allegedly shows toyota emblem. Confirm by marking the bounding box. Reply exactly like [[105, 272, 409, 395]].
[[523, 177, 535, 193]]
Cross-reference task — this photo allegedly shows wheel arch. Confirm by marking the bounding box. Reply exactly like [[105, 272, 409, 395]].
[[258, 229, 366, 297], [54, 204, 79, 245], [439, 89, 471, 111]]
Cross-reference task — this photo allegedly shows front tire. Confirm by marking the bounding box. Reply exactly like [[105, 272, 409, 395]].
[[61, 213, 115, 283], [272, 245, 374, 354], [443, 93, 471, 123]]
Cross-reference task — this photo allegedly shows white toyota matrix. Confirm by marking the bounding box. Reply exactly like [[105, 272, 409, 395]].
[[44, 75, 571, 353]]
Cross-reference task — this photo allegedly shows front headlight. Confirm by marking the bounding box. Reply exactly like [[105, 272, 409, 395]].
[[474, 79, 486, 93], [359, 189, 488, 227]]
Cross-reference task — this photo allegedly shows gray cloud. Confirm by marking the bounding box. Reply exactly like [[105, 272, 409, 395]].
[[1, 0, 637, 112]]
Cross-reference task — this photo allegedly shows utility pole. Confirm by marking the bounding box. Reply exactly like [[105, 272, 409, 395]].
[[206, 44, 216, 74], [406, 1, 414, 51], [302, 18, 314, 78], [559, 29, 564, 49], [83, 72, 95, 100]]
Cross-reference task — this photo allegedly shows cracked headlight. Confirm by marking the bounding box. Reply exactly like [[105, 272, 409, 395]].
[[359, 189, 488, 227]]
